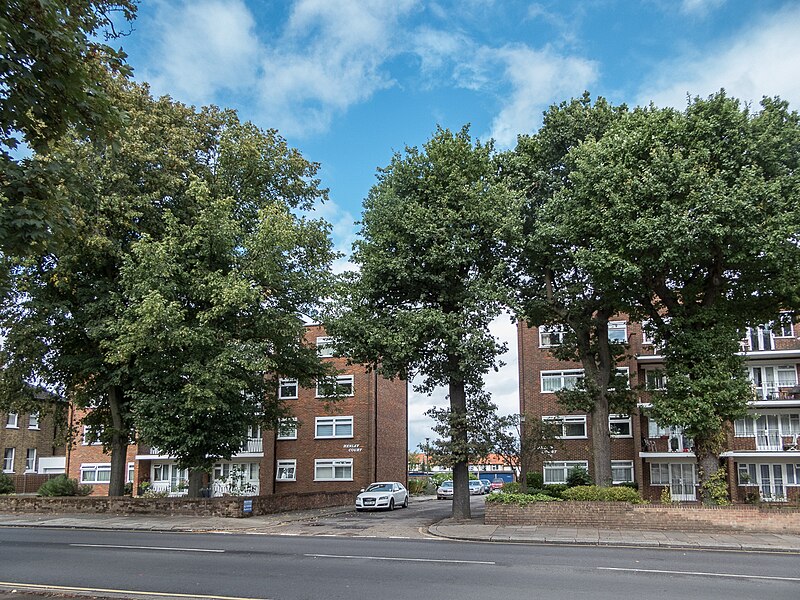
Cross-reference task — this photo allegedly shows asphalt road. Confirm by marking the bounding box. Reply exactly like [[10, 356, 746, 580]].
[[1, 520, 798, 600]]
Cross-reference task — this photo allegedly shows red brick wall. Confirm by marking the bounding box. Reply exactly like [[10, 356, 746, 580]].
[[486, 501, 800, 533]]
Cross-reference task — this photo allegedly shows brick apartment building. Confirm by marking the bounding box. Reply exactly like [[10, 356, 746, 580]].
[[2, 398, 68, 492], [67, 324, 408, 497], [518, 314, 800, 503]]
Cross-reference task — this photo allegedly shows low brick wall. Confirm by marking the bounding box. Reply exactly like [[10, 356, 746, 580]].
[[486, 501, 800, 534], [0, 490, 354, 519]]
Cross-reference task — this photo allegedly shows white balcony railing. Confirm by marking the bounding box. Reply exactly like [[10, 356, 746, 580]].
[[147, 437, 263, 457], [149, 481, 188, 497], [211, 480, 259, 497], [756, 431, 784, 451]]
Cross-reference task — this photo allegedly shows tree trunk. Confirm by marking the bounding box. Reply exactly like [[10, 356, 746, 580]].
[[449, 375, 471, 521], [187, 468, 205, 498], [591, 392, 612, 487], [695, 438, 722, 504], [108, 386, 128, 497]]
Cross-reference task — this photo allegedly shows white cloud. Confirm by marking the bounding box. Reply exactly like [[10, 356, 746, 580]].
[[640, 5, 800, 109], [473, 45, 599, 148], [679, 0, 725, 17], [144, 0, 261, 102]]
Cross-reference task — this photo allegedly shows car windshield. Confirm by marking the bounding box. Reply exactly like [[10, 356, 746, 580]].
[[366, 483, 393, 492], [470, 481, 480, 486], [441, 481, 453, 488]]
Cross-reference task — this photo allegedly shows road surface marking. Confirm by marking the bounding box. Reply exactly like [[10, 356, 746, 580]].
[[305, 553, 495, 565], [0, 581, 266, 600], [598, 567, 800, 583], [70, 543, 224, 553]]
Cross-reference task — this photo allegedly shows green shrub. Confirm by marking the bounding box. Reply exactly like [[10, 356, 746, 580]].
[[561, 485, 645, 503], [486, 492, 562, 506], [660, 486, 672, 504], [543, 484, 568, 498], [0, 472, 15, 495], [700, 468, 731, 505], [502, 481, 520, 493], [407, 478, 428, 494], [526, 472, 544, 489], [566, 466, 592, 487], [37, 475, 93, 497], [429, 473, 452, 487]]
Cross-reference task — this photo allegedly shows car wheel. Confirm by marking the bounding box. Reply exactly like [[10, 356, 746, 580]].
[[388, 499, 395, 511], [402, 495, 408, 508], [356, 508, 363, 512]]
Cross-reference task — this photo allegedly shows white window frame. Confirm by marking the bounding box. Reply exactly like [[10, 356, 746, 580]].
[[316, 336, 335, 358], [314, 458, 353, 481], [315, 416, 354, 439], [539, 325, 567, 348], [543, 460, 589, 485], [276, 418, 298, 440], [641, 320, 655, 345], [786, 463, 800, 486], [127, 462, 135, 484], [540, 369, 584, 393], [28, 412, 40, 429], [735, 412, 800, 437], [775, 312, 795, 338], [650, 463, 670, 485], [608, 320, 628, 344], [276, 459, 297, 481], [609, 414, 632, 438], [614, 367, 631, 389], [543, 415, 587, 439], [82, 425, 103, 445], [644, 369, 667, 391], [25, 448, 37, 473], [278, 378, 298, 400], [3, 448, 14, 473], [80, 463, 111, 484], [316, 375, 354, 398], [5, 413, 18, 429], [611, 460, 634, 484]]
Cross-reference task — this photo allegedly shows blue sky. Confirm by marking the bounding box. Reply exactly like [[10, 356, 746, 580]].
[[118, 0, 800, 451]]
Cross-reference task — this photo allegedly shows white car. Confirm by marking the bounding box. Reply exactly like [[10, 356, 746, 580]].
[[355, 481, 409, 511]]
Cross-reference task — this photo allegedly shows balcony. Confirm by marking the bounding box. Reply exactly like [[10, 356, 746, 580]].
[[755, 431, 784, 451], [142, 437, 263, 458], [642, 433, 694, 454]]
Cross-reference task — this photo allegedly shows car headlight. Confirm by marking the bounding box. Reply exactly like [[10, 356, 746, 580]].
[[379, 495, 389, 500]]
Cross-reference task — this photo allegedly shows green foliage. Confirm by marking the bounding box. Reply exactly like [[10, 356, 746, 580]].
[[561, 485, 645, 503], [0, 472, 14, 494], [485, 492, 562, 505], [543, 484, 568, 498], [699, 468, 731, 506], [660, 486, 673, 505], [425, 390, 499, 468], [527, 472, 544, 489], [502, 482, 520, 493], [0, 0, 137, 256], [566, 466, 592, 487], [37, 475, 92, 497], [406, 479, 428, 494]]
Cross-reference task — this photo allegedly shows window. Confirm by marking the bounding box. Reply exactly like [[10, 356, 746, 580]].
[[644, 369, 666, 391], [28, 412, 40, 429], [543, 415, 586, 439], [278, 379, 298, 400], [539, 325, 567, 347], [734, 416, 756, 437], [315, 416, 353, 439], [737, 463, 758, 486], [82, 425, 103, 445], [650, 463, 670, 485], [314, 458, 353, 481], [5, 413, 18, 429], [641, 320, 655, 345], [127, 462, 134, 484], [276, 418, 298, 440], [786, 464, 800, 485], [609, 415, 632, 438], [608, 321, 627, 344], [541, 369, 583, 393], [316, 336, 335, 358], [612, 460, 634, 484], [3, 448, 14, 473], [316, 375, 354, 398], [276, 459, 297, 481], [152, 463, 187, 484], [25, 449, 36, 473], [735, 413, 800, 437], [775, 312, 795, 338], [613, 367, 630, 389], [647, 418, 677, 438], [543, 461, 588, 484], [80, 463, 111, 483]]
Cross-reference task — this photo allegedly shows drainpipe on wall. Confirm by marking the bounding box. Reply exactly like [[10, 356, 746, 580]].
[[374, 369, 378, 483]]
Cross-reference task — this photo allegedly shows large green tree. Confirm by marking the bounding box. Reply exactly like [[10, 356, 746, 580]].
[[504, 94, 634, 486], [561, 92, 800, 499], [0, 0, 137, 259], [328, 126, 513, 519], [0, 82, 336, 496]]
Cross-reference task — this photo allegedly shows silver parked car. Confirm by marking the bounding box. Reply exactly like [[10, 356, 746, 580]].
[[355, 481, 408, 511], [436, 480, 454, 500], [469, 479, 484, 495]]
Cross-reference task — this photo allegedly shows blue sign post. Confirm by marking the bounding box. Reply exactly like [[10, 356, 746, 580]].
[[243, 499, 253, 515]]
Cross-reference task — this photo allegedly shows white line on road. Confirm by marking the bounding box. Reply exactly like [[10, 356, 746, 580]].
[[598, 567, 800, 583], [305, 553, 495, 565], [70, 543, 224, 553], [0, 581, 266, 600]]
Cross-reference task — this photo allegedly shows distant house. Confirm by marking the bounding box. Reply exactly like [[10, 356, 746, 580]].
[[67, 324, 408, 497]]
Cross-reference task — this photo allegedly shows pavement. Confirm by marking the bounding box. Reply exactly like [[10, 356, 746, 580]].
[[1, 495, 799, 553]]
